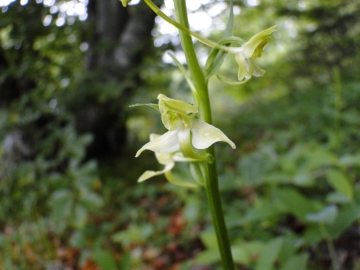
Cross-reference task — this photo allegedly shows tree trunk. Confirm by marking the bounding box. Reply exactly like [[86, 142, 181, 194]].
[[76, 0, 162, 157]]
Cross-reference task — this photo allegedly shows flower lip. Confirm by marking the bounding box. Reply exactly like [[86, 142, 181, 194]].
[[137, 134, 199, 188]]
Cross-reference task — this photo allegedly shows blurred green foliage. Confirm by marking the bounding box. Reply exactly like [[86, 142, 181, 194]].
[[1, 0, 360, 269]]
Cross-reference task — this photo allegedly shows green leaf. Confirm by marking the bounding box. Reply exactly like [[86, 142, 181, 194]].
[[48, 189, 73, 225], [69, 231, 86, 248], [263, 172, 292, 185], [306, 205, 338, 224], [194, 249, 220, 264], [293, 171, 315, 186], [119, 252, 131, 270], [93, 249, 117, 270], [78, 160, 96, 174], [303, 225, 324, 245], [275, 188, 319, 221], [231, 246, 249, 264], [48, 189, 73, 207], [231, 241, 264, 265], [112, 224, 154, 247], [338, 153, 360, 167], [304, 149, 337, 170], [223, 0, 234, 38], [72, 204, 88, 229], [199, 230, 218, 250], [12, 162, 35, 185], [77, 133, 93, 147], [326, 192, 352, 204], [242, 203, 276, 223], [326, 168, 353, 199], [238, 151, 272, 186], [280, 253, 309, 270], [328, 204, 360, 238], [79, 190, 104, 209], [255, 238, 283, 270], [277, 235, 302, 263], [204, 45, 227, 79]]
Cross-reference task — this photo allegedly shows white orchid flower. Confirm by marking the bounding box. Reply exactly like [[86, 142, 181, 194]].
[[135, 94, 236, 163], [138, 134, 199, 188], [229, 26, 277, 82]]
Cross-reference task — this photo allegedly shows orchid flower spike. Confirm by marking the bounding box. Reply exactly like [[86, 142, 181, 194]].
[[141, 0, 276, 83], [135, 94, 236, 163], [229, 26, 277, 82], [138, 134, 199, 188]]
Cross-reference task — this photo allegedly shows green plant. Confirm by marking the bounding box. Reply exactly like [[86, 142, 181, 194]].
[[128, 0, 277, 268]]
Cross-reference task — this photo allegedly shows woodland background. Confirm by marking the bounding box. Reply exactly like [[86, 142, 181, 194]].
[[1, 0, 360, 269]]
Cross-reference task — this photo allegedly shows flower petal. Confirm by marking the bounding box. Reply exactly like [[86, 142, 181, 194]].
[[147, 134, 177, 165], [250, 59, 266, 77], [190, 163, 205, 186], [164, 171, 198, 188], [155, 152, 175, 165], [235, 53, 252, 81], [135, 130, 180, 157], [138, 163, 174, 182], [172, 152, 199, 162], [216, 75, 250, 85], [155, 151, 199, 165], [191, 119, 236, 149], [177, 128, 213, 163], [158, 94, 198, 115], [243, 25, 277, 59]]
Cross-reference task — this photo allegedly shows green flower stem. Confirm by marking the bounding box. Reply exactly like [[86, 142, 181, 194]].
[[320, 224, 339, 270], [172, 0, 235, 269], [143, 0, 234, 53]]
